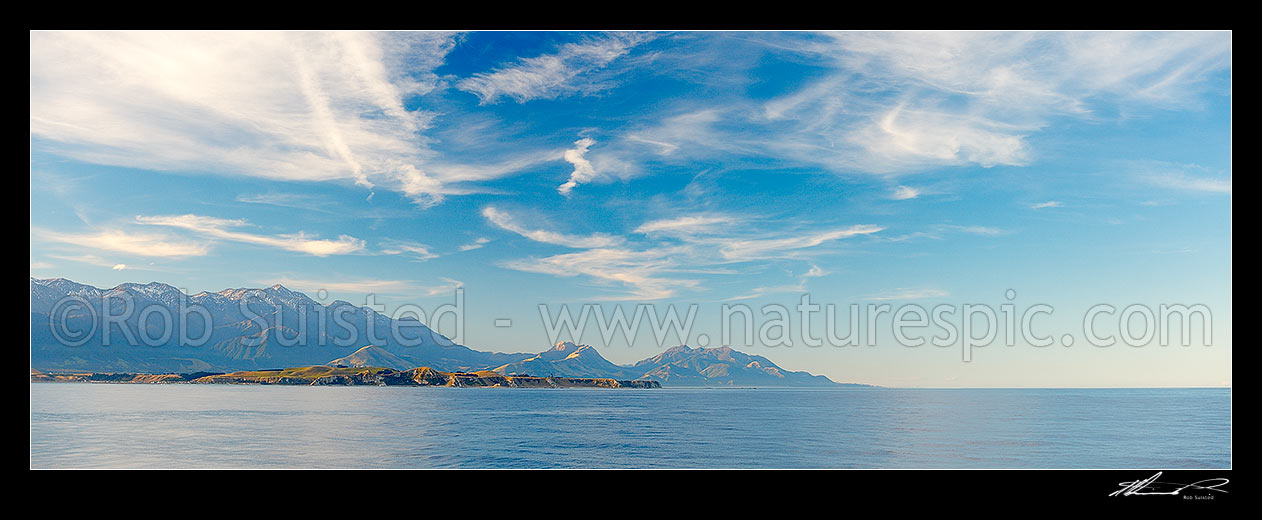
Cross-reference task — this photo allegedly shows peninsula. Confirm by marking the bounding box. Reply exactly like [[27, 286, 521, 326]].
[[30, 366, 662, 389]]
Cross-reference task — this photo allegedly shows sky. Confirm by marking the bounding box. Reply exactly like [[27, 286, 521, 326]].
[[29, 31, 1231, 387]]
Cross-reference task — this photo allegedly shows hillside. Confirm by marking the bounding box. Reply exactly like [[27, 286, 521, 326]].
[[30, 278, 530, 373], [497, 342, 860, 387], [326, 345, 416, 370]]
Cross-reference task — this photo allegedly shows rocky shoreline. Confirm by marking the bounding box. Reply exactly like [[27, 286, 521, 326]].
[[31, 366, 661, 389]]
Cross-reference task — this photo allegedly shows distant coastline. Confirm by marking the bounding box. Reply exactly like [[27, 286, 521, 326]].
[[30, 366, 661, 389]]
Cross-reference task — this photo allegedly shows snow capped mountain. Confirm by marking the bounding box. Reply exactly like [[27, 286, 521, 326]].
[[211, 284, 319, 308], [29, 277, 528, 373], [495, 341, 634, 379], [495, 342, 855, 387], [31, 278, 860, 386]]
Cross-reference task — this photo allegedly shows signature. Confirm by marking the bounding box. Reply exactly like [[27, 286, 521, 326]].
[[1110, 472, 1229, 497]]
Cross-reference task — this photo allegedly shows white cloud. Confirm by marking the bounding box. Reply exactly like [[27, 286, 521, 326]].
[[557, 137, 597, 196], [482, 206, 621, 248], [488, 207, 881, 300], [456, 33, 649, 104], [716, 225, 884, 261], [29, 31, 469, 205], [421, 277, 464, 297], [504, 247, 699, 301], [1156, 175, 1232, 193], [1144, 168, 1232, 194], [35, 227, 210, 258], [891, 185, 921, 200], [235, 192, 336, 213], [626, 109, 728, 157], [634, 214, 733, 235], [112, 264, 127, 270], [425, 149, 567, 185], [880, 223, 1009, 242], [136, 214, 364, 256], [853, 105, 1030, 169], [626, 135, 680, 155], [30, 261, 53, 270], [826, 31, 1230, 111], [1031, 201, 1063, 209], [381, 240, 438, 261], [755, 31, 1230, 174], [458, 237, 491, 251]]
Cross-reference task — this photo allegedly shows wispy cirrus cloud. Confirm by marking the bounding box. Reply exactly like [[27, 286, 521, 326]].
[[34, 227, 210, 258], [456, 33, 651, 104], [1031, 200, 1063, 209], [503, 246, 700, 301], [381, 240, 439, 261], [458, 237, 490, 251], [881, 223, 1010, 242], [29, 31, 473, 207], [751, 31, 1231, 174], [849, 104, 1032, 170], [420, 277, 464, 297], [136, 214, 365, 256], [521, 32, 1227, 191], [715, 225, 884, 262], [634, 214, 734, 236], [235, 192, 337, 213], [1152, 174, 1232, 193], [482, 206, 622, 248], [1133, 161, 1232, 194], [487, 207, 880, 300]]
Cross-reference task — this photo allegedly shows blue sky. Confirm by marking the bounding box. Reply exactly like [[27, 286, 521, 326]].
[[29, 31, 1231, 387]]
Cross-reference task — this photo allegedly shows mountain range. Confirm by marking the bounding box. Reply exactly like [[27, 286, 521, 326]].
[[490, 342, 848, 386], [30, 278, 863, 387]]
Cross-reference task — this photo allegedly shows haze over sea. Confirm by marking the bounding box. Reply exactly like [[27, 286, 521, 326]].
[[30, 384, 1230, 469]]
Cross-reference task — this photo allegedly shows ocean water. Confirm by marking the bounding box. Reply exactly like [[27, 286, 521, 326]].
[[29, 384, 1230, 469]]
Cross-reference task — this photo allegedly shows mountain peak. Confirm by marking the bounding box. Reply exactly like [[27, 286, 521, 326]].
[[536, 341, 585, 361], [664, 345, 695, 355], [494, 341, 622, 378], [106, 281, 184, 302], [212, 284, 314, 306]]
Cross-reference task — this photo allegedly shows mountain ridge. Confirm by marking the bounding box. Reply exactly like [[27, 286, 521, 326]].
[[30, 277, 865, 387], [496, 341, 858, 387], [30, 277, 530, 373]]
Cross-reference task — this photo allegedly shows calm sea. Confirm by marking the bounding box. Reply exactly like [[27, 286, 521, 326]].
[[29, 384, 1230, 469]]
